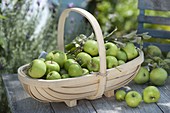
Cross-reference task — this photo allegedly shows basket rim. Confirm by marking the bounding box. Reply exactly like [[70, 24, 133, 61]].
[[18, 49, 144, 85]]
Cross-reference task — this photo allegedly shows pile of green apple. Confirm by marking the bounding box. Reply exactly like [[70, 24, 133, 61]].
[[115, 86, 160, 108], [27, 33, 140, 80], [133, 45, 169, 86], [115, 45, 169, 108]]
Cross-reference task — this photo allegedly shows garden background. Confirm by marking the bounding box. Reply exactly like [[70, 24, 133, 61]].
[[0, 0, 170, 113]]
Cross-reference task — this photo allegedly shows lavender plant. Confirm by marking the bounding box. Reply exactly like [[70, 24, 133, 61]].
[[0, 0, 59, 73]]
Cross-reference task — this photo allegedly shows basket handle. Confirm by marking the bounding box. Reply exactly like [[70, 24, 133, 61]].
[[57, 8, 106, 75]]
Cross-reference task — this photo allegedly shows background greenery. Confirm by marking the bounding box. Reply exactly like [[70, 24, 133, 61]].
[[0, 0, 139, 74], [0, 1, 59, 74], [1, 0, 170, 74], [0, 0, 170, 113]]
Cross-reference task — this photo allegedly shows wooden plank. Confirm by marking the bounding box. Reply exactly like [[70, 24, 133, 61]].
[[138, 15, 170, 26], [90, 95, 163, 113], [138, 0, 170, 11], [137, 28, 170, 39], [1, 74, 97, 113], [2, 73, 170, 113], [156, 77, 170, 113], [1, 74, 54, 113], [51, 100, 96, 113], [90, 78, 170, 113]]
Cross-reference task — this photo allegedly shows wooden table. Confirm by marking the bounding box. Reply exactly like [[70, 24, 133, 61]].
[[1, 74, 170, 113]]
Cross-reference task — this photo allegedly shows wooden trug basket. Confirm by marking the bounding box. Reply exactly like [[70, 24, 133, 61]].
[[18, 8, 144, 107]]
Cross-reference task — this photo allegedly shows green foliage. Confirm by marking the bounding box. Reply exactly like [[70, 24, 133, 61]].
[[91, 0, 139, 35], [0, 1, 59, 73]]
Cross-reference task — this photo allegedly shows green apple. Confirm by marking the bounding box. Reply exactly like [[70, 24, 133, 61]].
[[28, 59, 46, 78], [145, 45, 162, 57], [82, 68, 89, 75], [118, 60, 125, 65], [45, 51, 54, 60], [166, 51, 170, 59], [83, 40, 98, 56], [125, 91, 142, 108], [106, 56, 118, 69], [76, 52, 92, 68], [39, 58, 45, 62], [164, 59, 170, 64], [143, 86, 160, 103], [122, 42, 138, 60], [46, 50, 67, 68], [87, 57, 100, 72], [163, 59, 170, 74], [45, 61, 60, 74], [133, 66, 149, 84], [61, 74, 70, 79], [68, 63, 83, 77], [105, 42, 118, 57], [116, 50, 127, 62], [150, 68, 168, 86], [46, 71, 61, 80], [115, 90, 126, 101], [64, 59, 77, 71]]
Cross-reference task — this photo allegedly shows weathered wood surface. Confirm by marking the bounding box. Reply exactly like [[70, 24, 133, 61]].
[[1, 74, 170, 113], [137, 0, 170, 52], [138, 15, 170, 26], [138, 0, 170, 11]]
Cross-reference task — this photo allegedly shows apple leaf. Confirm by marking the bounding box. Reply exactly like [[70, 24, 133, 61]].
[[104, 27, 117, 39], [122, 30, 137, 39]]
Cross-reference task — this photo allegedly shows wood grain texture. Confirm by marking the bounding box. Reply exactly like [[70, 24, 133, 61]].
[[90, 91, 163, 113], [50, 100, 96, 113], [137, 28, 170, 39], [138, 15, 170, 26], [1, 74, 54, 113], [137, 0, 170, 52], [1, 74, 97, 113], [156, 77, 170, 113], [138, 0, 170, 11], [2, 74, 170, 113]]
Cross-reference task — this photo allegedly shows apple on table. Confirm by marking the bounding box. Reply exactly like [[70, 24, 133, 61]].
[[125, 91, 142, 108], [133, 66, 149, 84], [143, 86, 160, 103], [115, 90, 126, 101]]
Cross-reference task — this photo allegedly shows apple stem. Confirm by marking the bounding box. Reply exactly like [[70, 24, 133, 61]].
[[113, 40, 126, 47], [132, 93, 136, 98]]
